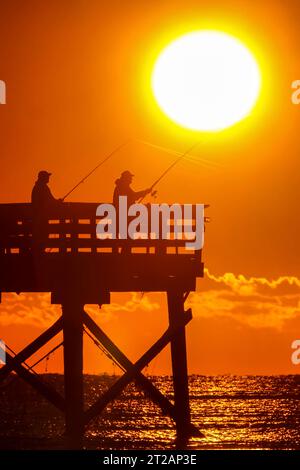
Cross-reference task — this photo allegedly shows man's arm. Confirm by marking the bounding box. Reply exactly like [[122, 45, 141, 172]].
[[45, 186, 63, 205], [45, 186, 57, 201], [132, 188, 151, 201]]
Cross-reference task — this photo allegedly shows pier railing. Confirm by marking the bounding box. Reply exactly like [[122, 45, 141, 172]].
[[0, 202, 205, 294], [0, 202, 203, 256]]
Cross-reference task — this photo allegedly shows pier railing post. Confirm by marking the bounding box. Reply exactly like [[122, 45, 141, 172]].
[[61, 297, 84, 448], [167, 290, 191, 439]]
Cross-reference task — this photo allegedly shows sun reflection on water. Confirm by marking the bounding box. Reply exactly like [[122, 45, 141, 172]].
[[0, 374, 299, 449]]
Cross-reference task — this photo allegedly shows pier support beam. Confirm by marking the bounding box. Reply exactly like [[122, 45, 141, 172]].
[[167, 290, 191, 439], [62, 299, 84, 449]]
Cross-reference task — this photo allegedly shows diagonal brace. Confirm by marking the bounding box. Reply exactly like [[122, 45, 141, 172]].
[[0, 317, 63, 383], [83, 311, 202, 436], [84, 309, 192, 424], [4, 351, 65, 412]]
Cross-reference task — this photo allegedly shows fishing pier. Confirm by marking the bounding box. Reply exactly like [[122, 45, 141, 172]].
[[0, 201, 206, 447]]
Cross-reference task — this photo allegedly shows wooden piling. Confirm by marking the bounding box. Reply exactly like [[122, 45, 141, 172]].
[[62, 298, 84, 448], [167, 290, 191, 438]]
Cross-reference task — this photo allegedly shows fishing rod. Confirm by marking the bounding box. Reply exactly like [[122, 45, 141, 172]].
[[61, 140, 129, 201], [47, 141, 129, 254], [137, 139, 210, 301], [61, 138, 213, 202], [138, 141, 203, 203]]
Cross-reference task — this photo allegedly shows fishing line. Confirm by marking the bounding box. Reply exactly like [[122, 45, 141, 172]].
[[3, 343, 37, 375], [27, 342, 63, 372], [83, 326, 125, 372], [136, 139, 221, 169], [60, 136, 218, 202], [137, 139, 208, 203]]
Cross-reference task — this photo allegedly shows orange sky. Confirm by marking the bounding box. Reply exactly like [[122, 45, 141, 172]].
[[1, 0, 300, 375]]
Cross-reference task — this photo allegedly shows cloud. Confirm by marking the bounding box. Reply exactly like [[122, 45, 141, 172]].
[[85, 293, 160, 323], [205, 269, 300, 293], [0, 292, 160, 328], [186, 269, 300, 329], [0, 269, 299, 330], [0, 292, 60, 327]]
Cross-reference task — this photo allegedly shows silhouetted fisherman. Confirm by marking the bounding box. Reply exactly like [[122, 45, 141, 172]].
[[31, 171, 62, 210], [113, 170, 151, 207], [113, 171, 151, 254], [31, 171, 62, 254]]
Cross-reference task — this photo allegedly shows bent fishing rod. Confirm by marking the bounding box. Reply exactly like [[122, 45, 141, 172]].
[[61, 140, 129, 201]]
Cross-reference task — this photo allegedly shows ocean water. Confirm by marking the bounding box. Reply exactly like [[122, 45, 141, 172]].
[[0, 374, 299, 450]]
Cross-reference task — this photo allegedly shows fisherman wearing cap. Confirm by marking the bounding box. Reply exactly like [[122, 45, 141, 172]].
[[113, 171, 151, 253], [113, 170, 151, 207], [31, 171, 62, 253], [31, 171, 62, 210]]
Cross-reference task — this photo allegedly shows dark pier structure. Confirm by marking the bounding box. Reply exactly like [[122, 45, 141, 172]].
[[0, 202, 206, 447]]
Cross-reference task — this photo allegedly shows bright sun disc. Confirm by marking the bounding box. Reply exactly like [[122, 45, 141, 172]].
[[152, 31, 261, 131]]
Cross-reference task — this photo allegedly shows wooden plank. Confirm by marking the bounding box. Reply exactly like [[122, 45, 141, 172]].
[[0, 202, 204, 218], [1, 237, 197, 248], [0, 254, 202, 293]]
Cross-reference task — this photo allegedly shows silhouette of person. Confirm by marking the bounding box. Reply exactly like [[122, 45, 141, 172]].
[[112, 171, 151, 254], [31, 171, 62, 254], [113, 170, 151, 207], [31, 171, 62, 211]]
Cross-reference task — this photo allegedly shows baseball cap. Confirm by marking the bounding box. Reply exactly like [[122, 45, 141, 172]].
[[38, 170, 51, 179], [121, 170, 134, 178]]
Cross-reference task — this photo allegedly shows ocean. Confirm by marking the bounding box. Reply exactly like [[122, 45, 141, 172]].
[[0, 374, 299, 450]]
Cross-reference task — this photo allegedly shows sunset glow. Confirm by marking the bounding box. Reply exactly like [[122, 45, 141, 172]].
[[152, 31, 261, 131]]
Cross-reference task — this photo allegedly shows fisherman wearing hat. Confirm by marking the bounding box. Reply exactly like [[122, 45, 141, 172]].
[[31, 171, 63, 253], [113, 170, 151, 207], [112, 171, 151, 253], [31, 170, 62, 211]]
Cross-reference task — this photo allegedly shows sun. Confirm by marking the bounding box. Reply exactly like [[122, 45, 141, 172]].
[[152, 31, 261, 132]]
